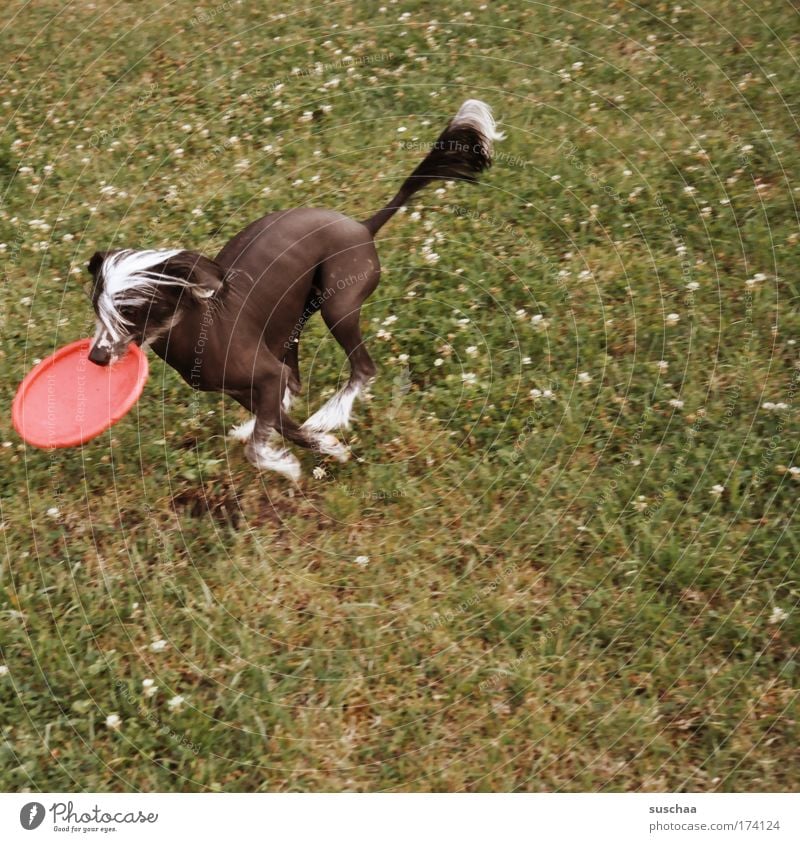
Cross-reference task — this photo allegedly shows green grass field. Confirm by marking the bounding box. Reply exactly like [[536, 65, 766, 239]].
[[1, 0, 798, 792]]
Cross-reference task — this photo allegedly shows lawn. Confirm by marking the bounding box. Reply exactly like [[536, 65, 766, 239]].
[[0, 0, 797, 791]]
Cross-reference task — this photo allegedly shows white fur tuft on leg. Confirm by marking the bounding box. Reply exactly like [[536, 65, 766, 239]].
[[302, 383, 361, 433], [315, 433, 350, 463], [228, 417, 256, 442]]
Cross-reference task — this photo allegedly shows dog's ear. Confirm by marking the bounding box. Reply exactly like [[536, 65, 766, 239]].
[[165, 251, 226, 300], [87, 251, 107, 277]]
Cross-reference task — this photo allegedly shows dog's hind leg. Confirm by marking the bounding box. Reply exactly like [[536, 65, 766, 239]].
[[303, 270, 379, 433], [273, 410, 350, 464]]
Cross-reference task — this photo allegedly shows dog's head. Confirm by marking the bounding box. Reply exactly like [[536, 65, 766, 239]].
[[86, 249, 225, 365]]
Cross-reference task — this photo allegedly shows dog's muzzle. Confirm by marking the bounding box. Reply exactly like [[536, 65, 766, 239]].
[[88, 343, 113, 366], [89, 325, 127, 367]]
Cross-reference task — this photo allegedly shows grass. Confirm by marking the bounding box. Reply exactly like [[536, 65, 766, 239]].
[[0, 0, 798, 791]]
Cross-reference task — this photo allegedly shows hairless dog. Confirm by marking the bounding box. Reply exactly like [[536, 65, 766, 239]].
[[86, 100, 502, 480]]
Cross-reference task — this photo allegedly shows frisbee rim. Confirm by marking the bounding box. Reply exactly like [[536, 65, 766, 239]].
[[11, 338, 148, 449]]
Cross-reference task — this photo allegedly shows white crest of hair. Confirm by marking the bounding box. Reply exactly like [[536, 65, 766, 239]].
[[302, 382, 362, 432], [98, 248, 184, 340], [451, 99, 505, 154]]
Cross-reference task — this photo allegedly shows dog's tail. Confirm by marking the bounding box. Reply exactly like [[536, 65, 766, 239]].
[[361, 99, 503, 237]]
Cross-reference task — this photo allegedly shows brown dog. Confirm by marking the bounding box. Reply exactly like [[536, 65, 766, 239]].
[[86, 100, 502, 479]]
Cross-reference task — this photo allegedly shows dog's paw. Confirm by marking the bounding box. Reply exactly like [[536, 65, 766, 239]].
[[318, 433, 350, 463], [245, 440, 302, 481]]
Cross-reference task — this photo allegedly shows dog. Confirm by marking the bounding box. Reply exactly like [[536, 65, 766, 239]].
[[86, 100, 502, 480]]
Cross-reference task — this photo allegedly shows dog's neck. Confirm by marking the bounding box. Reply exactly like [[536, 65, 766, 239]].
[[146, 293, 223, 390]]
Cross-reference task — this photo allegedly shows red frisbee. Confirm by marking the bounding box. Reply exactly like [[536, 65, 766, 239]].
[[11, 338, 148, 449]]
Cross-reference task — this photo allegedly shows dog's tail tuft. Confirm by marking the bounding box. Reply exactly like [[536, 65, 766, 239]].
[[362, 99, 503, 236]]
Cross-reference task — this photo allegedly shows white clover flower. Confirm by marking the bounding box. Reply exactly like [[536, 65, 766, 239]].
[[769, 606, 788, 624], [577, 371, 592, 385], [0, 664, 8, 677], [461, 372, 477, 385], [46, 506, 60, 518], [683, 185, 697, 195], [398, 353, 409, 363], [633, 495, 648, 512], [167, 695, 185, 711], [434, 358, 444, 367], [465, 346, 478, 357], [668, 398, 684, 409], [142, 678, 158, 698], [354, 555, 370, 567], [312, 466, 327, 480], [530, 388, 542, 399], [788, 466, 800, 478], [686, 281, 700, 291], [105, 713, 122, 730], [665, 313, 680, 326], [710, 484, 725, 498], [745, 273, 768, 288], [657, 360, 669, 372], [382, 314, 398, 326], [150, 639, 168, 652]]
